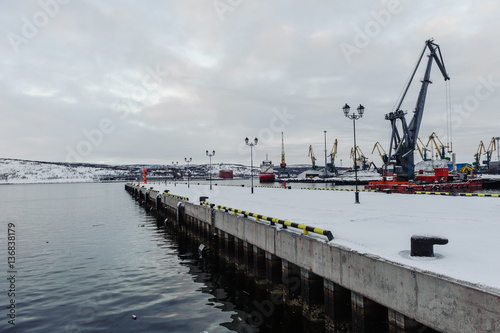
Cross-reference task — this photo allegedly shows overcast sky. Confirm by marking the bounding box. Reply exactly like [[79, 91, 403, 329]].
[[1, 0, 499, 167]]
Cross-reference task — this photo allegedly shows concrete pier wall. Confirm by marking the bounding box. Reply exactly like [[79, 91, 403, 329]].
[[126, 184, 500, 333]]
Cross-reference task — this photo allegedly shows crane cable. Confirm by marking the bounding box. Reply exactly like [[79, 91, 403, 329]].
[[446, 80, 453, 153]]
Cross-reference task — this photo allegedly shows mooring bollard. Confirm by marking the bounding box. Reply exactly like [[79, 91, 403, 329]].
[[410, 235, 448, 257], [200, 196, 209, 203]]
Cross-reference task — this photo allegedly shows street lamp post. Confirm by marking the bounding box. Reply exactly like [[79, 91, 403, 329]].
[[324, 130, 328, 178], [184, 157, 192, 188], [172, 161, 178, 186], [343, 103, 365, 204], [206, 150, 215, 190], [245, 137, 258, 194]]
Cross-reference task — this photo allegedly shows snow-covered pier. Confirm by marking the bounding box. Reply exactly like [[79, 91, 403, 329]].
[[125, 182, 500, 332]]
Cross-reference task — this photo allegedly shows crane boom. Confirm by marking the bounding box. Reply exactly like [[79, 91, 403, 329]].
[[386, 39, 450, 181], [426, 132, 449, 160], [308, 145, 318, 169], [487, 137, 497, 156], [328, 139, 338, 165], [371, 142, 388, 165], [485, 137, 497, 169], [350, 146, 367, 170], [474, 141, 486, 169], [280, 132, 286, 168], [416, 137, 430, 161]]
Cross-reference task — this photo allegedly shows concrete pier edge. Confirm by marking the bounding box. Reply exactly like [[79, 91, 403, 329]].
[[126, 183, 500, 333]]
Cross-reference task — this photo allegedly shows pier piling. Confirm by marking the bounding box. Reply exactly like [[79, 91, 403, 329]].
[[324, 279, 351, 333], [388, 309, 421, 333], [282, 259, 301, 307], [224, 232, 235, 265], [265, 252, 283, 294], [234, 237, 245, 271], [301, 268, 325, 322], [351, 291, 387, 332], [253, 246, 267, 284], [243, 241, 254, 278]]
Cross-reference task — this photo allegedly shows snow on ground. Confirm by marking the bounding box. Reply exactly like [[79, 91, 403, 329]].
[[147, 182, 500, 292]]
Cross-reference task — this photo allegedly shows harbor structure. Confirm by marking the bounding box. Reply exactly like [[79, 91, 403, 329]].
[[125, 183, 500, 332]]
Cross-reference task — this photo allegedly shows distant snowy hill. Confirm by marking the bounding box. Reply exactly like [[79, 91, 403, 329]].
[[0, 158, 336, 184], [0, 158, 138, 184]]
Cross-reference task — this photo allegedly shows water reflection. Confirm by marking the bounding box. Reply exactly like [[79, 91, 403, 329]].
[[156, 218, 330, 333]]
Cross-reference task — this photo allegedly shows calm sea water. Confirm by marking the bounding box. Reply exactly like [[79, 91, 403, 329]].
[[1, 182, 300, 333], [0, 184, 235, 332]]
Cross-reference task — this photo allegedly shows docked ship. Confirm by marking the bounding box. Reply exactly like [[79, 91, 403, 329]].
[[366, 160, 482, 193], [259, 155, 275, 183], [219, 170, 234, 179]]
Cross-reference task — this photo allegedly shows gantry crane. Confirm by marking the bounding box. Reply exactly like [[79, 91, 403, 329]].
[[416, 137, 430, 161], [280, 132, 286, 169], [350, 146, 368, 170], [485, 137, 497, 169], [385, 39, 450, 181], [426, 132, 450, 160], [278, 132, 290, 178], [326, 139, 338, 174], [371, 142, 388, 165], [473, 141, 486, 170], [473, 138, 497, 170], [308, 145, 318, 170]]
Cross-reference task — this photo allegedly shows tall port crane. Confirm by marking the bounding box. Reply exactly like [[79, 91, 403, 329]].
[[350, 146, 368, 170], [326, 139, 338, 173], [473, 141, 486, 170], [473, 138, 497, 170], [385, 39, 450, 181], [416, 138, 430, 161], [278, 132, 290, 177], [308, 145, 318, 170], [371, 142, 388, 165], [426, 132, 449, 160], [485, 137, 497, 169], [280, 132, 286, 169]]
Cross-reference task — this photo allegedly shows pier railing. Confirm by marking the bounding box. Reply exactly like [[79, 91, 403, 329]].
[[201, 202, 334, 241]]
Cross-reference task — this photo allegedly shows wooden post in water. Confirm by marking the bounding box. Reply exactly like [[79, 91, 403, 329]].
[[324, 280, 351, 333], [234, 238, 245, 271], [300, 268, 324, 323], [224, 232, 235, 265], [265, 252, 282, 295], [282, 260, 301, 307], [388, 309, 421, 333], [351, 291, 387, 332], [253, 246, 267, 285], [243, 241, 254, 278]]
